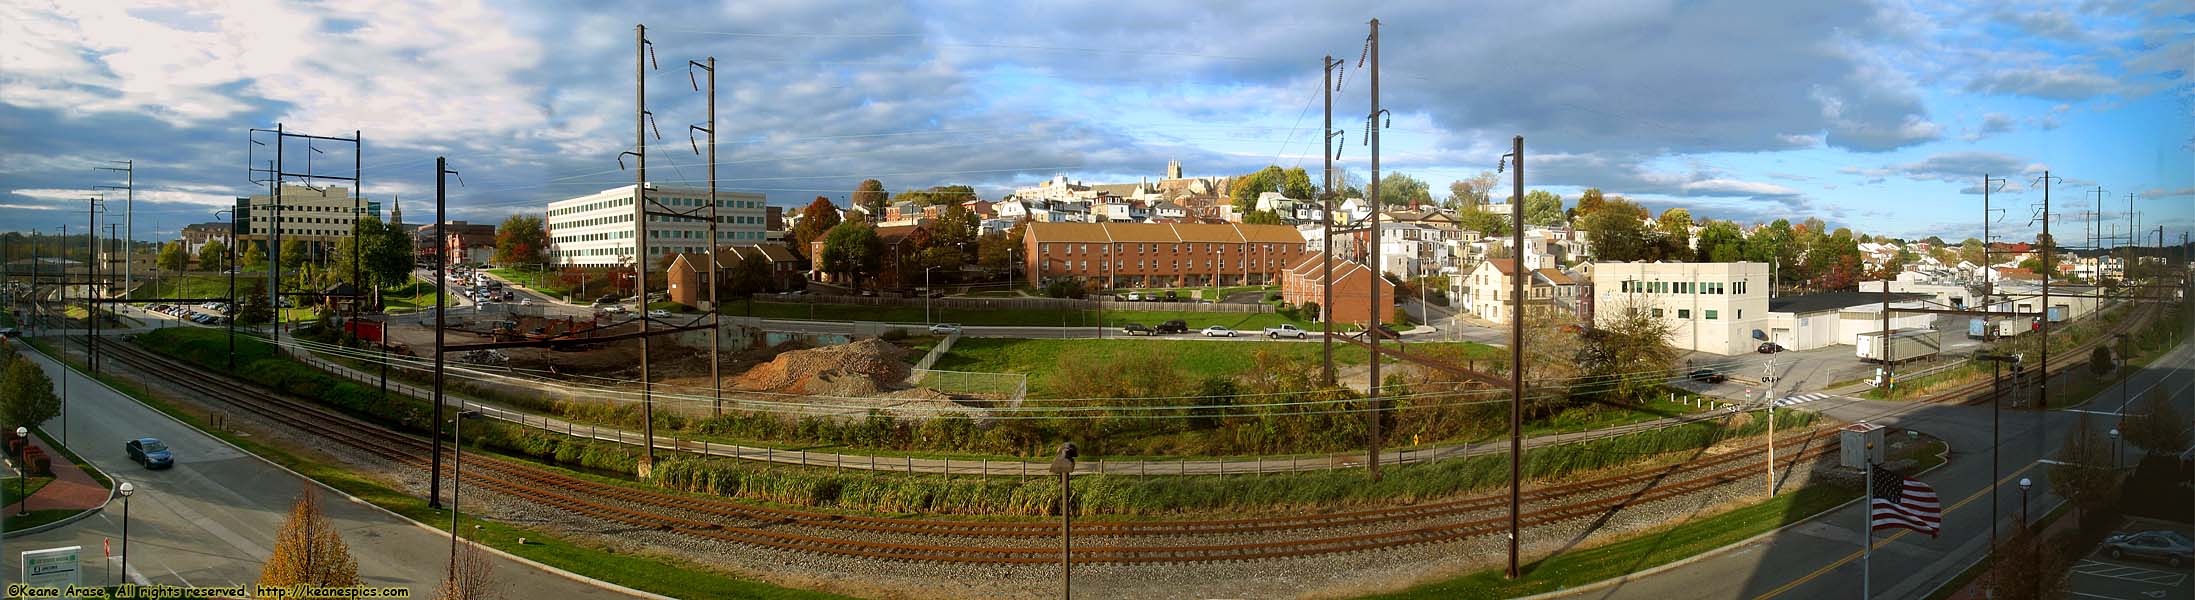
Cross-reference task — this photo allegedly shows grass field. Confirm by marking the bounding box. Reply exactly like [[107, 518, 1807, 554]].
[[932, 337, 1504, 397], [742, 299, 1321, 329], [127, 273, 237, 299], [1, 475, 52, 508]]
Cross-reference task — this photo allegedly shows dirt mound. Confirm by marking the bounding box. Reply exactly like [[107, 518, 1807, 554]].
[[730, 339, 911, 395]]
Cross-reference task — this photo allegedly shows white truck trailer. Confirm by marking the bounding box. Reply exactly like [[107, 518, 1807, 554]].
[[1856, 328, 1942, 363]]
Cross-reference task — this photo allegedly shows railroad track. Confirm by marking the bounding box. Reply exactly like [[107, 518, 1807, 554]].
[[1911, 292, 2163, 408], [100, 339, 1843, 563]]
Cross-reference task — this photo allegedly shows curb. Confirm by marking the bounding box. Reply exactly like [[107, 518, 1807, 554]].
[[17, 341, 673, 600], [1515, 429, 1954, 600], [1, 428, 120, 540]]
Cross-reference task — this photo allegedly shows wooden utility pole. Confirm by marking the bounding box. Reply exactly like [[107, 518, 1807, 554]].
[[1364, 18, 1384, 480], [1505, 134, 1524, 580]]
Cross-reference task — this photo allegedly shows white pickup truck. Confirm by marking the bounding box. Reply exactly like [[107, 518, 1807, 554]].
[[1262, 324, 1311, 339]]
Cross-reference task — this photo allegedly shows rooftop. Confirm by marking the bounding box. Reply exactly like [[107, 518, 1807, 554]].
[[1769, 291, 1931, 314]]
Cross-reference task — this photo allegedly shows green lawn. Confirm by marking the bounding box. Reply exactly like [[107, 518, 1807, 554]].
[[1366, 437, 1947, 600], [743, 299, 1327, 329], [379, 281, 453, 311], [1100, 284, 1276, 300], [28, 336, 848, 600], [933, 338, 1503, 397], [2, 475, 53, 507], [486, 267, 608, 301], [127, 273, 239, 299]]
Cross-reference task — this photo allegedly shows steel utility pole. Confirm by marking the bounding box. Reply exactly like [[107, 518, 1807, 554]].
[[428, 157, 455, 509], [1321, 54, 1343, 386], [689, 55, 721, 418], [1764, 356, 1777, 496], [95, 160, 133, 296], [2035, 170, 2057, 409], [86, 196, 101, 376], [1505, 134, 1524, 580], [626, 23, 661, 474], [1364, 17, 1385, 481]]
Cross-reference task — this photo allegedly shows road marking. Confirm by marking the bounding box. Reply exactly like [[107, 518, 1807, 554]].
[[2073, 559, 2189, 586], [1773, 393, 1842, 407], [2070, 592, 2136, 600]]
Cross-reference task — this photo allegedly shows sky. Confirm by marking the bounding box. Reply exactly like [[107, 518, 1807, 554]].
[[1, 0, 2189, 248]]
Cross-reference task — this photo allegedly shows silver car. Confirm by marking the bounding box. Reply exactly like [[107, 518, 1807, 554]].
[[2100, 530, 2192, 567]]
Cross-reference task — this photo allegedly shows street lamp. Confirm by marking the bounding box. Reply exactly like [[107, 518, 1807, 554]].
[[118, 480, 134, 580], [924, 266, 941, 326], [14, 426, 27, 517], [2017, 477, 2032, 531], [1049, 442, 1078, 600], [1974, 351, 2021, 587], [448, 409, 482, 579]]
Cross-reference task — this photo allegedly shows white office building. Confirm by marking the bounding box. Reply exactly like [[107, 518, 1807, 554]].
[[240, 184, 382, 260], [1590, 261, 1771, 355], [547, 184, 767, 267]]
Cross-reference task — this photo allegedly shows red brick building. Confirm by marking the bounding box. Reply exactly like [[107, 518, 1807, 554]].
[[1280, 252, 1395, 325], [665, 244, 805, 306], [1021, 222, 1305, 288]]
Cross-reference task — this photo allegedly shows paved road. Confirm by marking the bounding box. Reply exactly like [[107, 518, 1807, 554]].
[[0, 343, 640, 598], [1571, 332, 2195, 600]]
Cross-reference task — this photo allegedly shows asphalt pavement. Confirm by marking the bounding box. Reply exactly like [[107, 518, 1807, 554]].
[[1570, 335, 2195, 600], [0, 342, 644, 598]]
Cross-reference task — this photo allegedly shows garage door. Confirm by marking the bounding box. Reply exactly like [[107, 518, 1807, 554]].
[[1772, 328, 1796, 347]]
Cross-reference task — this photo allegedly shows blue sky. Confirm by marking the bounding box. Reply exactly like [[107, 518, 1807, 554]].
[[0, 0, 2188, 246]]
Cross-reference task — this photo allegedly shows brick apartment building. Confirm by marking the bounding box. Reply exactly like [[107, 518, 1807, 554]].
[[664, 243, 805, 306], [1279, 252, 1396, 325], [1021, 222, 1305, 288], [416, 221, 497, 266]]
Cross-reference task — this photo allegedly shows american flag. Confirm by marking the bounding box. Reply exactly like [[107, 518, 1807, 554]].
[[1869, 466, 1940, 537]]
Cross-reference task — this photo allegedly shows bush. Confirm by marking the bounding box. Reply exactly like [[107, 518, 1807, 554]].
[[878, 329, 910, 341], [1042, 279, 1086, 299]]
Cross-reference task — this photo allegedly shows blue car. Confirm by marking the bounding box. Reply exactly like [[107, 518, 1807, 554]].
[[126, 438, 173, 469]]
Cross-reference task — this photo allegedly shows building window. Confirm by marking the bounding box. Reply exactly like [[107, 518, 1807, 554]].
[[1678, 309, 1691, 319], [1705, 309, 1718, 320], [1651, 308, 1664, 318]]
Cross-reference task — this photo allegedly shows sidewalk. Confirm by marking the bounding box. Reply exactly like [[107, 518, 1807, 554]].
[[4, 431, 107, 515]]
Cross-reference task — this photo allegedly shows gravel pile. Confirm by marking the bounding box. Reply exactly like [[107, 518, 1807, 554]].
[[730, 339, 910, 394]]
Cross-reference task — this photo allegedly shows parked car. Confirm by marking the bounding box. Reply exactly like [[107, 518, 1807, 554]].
[[646, 309, 671, 318], [1164, 290, 1179, 302], [1263, 324, 1311, 339], [1154, 320, 1190, 334], [1688, 368, 1729, 383], [125, 438, 173, 469], [520, 299, 533, 306], [1122, 323, 1153, 336], [1757, 342, 1786, 354], [1126, 292, 1143, 302], [2100, 531, 2192, 567], [1200, 325, 1238, 338], [928, 323, 961, 335]]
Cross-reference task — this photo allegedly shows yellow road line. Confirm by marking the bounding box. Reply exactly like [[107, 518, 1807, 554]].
[[1751, 462, 2043, 599]]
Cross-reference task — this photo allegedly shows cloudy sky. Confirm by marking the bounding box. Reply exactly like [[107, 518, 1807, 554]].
[[2, 0, 2189, 246]]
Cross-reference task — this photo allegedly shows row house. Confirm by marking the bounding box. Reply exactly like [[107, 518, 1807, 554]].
[[1021, 222, 1306, 289], [1279, 252, 1397, 326], [664, 243, 805, 306], [1463, 258, 1579, 326]]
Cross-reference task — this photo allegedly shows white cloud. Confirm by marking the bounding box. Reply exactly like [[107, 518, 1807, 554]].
[[1682, 179, 1800, 197]]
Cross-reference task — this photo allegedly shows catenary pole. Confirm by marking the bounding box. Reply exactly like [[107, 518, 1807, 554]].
[[429, 156, 450, 509], [634, 23, 658, 474], [1506, 134, 1524, 580], [1365, 17, 1383, 481], [1322, 54, 1339, 385], [2038, 171, 2054, 409]]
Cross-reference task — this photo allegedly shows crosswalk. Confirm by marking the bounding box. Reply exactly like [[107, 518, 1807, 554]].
[[1772, 392, 1843, 407]]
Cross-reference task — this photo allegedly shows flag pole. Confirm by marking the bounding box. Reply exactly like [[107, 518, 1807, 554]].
[[1862, 441, 1873, 599]]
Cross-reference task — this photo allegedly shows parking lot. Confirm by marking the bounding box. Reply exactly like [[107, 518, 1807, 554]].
[[2069, 518, 2193, 600]]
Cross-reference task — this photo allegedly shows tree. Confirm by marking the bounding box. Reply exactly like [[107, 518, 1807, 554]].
[[1988, 528, 2071, 600], [2122, 389, 2190, 454], [819, 222, 883, 288], [434, 542, 499, 600], [156, 240, 188, 273], [1522, 190, 1564, 226], [242, 242, 267, 271], [1657, 208, 1695, 262], [2048, 415, 2119, 524], [280, 239, 309, 270], [1377, 172, 1432, 207], [258, 485, 360, 597], [1574, 298, 1678, 403], [1579, 198, 1655, 261], [2089, 345, 2115, 379], [1241, 210, 1286, 225], [1445, 180, 1474, 208], [892, 185, 979, 207], [235, 281, 274, 326], [0, 355, 61, 431], [930, 204, 980, 262], [1574, 188, 1608, 218], [1697, 221, 1746, 263], [725, 252, 772, 296], [493, 215, 549, 266], [1958, 238, 1986, 265], [1230, 165, 1315, 214], [1454, 206, 1509, 237], [852, 179, 888, 218], [198, 239, 231, 272], [790, 197, 841, 259]]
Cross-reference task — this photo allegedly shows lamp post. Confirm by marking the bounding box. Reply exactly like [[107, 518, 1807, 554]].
[[924, 266, 940, 326], [1974, 351, 2020, 587], [2017, 477, 2032, 530], [14, 426, 27, 517], [118, 480, 134, 581], [448, 409, 481, 580], [1050, 442, 1078, 600]]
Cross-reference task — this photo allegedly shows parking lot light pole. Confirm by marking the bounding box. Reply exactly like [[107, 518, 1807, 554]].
[[119, 480, 134, 579], [15, 426, 27, 516], [2107, 428, 2120, 469]]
